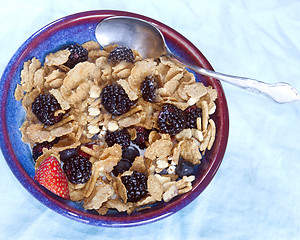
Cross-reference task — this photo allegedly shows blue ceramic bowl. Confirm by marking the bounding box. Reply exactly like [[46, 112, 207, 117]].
[[0, 10, 229, 227]]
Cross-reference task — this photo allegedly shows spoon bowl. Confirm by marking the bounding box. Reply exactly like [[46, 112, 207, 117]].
[[96, 16, 167, 59], [96, 16, 300, 104]]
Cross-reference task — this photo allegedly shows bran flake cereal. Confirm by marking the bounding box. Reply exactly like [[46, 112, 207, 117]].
[[15, 41, 218, 215]]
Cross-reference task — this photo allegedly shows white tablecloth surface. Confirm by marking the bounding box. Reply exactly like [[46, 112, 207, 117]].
[[0, 0, 299, 239]]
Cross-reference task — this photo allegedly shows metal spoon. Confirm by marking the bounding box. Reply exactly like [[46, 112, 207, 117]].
[[95, 16, 300, 103]]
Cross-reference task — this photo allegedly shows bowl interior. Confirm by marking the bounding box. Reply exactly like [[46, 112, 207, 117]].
[[0, 10, 229, 227]]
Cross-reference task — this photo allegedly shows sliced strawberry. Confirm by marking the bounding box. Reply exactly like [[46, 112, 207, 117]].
[[34, 156, 70, 200]]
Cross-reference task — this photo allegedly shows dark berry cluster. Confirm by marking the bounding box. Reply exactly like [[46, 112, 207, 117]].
[[63, 44, 88, 69], [121, 171, 148, 202], [100, 84, 134, 116], [141, 76, 158, 103], [184, 105, 202, 129], [63, 155, 92, 184], [105, 128, 131, 149], [157, 104, 186, 136], [31, 94, 64, 125], [132, 126, 151, 149], [108, 46, 135, 65]]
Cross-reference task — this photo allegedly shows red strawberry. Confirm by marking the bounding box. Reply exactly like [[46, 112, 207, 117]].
[[34, 156, 70, 200]]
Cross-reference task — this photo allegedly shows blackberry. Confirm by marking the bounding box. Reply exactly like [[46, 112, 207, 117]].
[[63, 155, 92, 184], [141, 76, 158, 103], [132, 126, 151, 149], [112, 158, 132, 176], [175, 160, 195, 178], [121, 171, 148, 202], [105, 128, 131, 148], [100, 84, 134, 116], [108, 46, 135, 65], [32, 94, 64, 125], [184, 105, 202, 129], [63, 44, 88, 68], [157, 104, 186, 136]]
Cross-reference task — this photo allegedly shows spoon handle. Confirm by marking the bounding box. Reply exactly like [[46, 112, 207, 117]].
[[169, 52, 300, 104], [195, 68, 300, 104]]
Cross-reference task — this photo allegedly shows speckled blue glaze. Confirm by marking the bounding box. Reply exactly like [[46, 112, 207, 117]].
[[0, 10, 229, 227]]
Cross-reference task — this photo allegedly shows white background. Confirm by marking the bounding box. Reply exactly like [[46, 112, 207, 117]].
[[0, 0, 299, 239]]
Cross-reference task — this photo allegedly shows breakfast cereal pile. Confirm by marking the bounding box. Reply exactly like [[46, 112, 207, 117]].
[[14, 41, 217, 215]]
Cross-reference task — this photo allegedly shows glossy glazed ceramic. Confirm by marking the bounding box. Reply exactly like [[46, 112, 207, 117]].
[[0, 10, 229, 227]]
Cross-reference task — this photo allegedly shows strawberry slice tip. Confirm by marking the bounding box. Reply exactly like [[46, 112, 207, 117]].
[[34, 156, 70, 200]]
